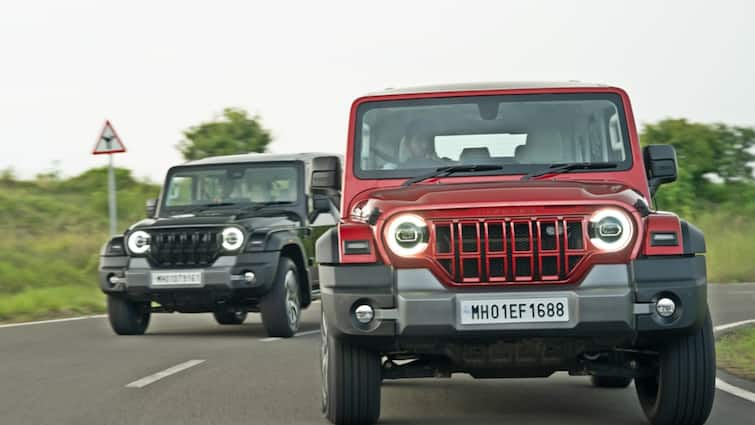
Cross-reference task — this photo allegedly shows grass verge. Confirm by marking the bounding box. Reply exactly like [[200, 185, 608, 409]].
[[717, 324, 755, 381], [0, 285, 105, 323], [695, 212, 755, 283]]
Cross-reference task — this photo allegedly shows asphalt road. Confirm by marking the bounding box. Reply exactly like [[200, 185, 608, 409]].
[[1, 284, 753, 425]]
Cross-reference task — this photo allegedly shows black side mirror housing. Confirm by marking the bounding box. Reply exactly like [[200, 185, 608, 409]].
[[145, 198, 158, 218], [312, 194, 331, 214], [643, 144, 678, 197], [311, 156, 342, 193]]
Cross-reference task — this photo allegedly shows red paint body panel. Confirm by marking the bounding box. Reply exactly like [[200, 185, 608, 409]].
[[341, 86, 650, 215], [338, 84, 668, 287]]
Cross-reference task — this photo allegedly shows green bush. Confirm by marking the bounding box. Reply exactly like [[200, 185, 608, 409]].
[[0, 168, 158, 322], [693, 210, 755, 283], [0, 122, 753, 323]]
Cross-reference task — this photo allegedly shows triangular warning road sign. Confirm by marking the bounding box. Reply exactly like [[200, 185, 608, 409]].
[[92, 120, 126, 155]]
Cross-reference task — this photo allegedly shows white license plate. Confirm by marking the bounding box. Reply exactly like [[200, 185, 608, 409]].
[[151, 271, 203, 286], [460, 297, 569, 325]]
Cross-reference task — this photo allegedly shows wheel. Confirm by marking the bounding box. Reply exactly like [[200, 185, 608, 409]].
[[260, 257, 301, 337], [107, 295, 150, 335], [321, 310, 381, 425], [591, 375, 632, 388], [635, 312, 716, 425], [213, 309, 247, 325]]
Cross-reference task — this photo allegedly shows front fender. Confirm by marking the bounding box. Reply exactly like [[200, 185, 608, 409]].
[[680, 220, 706, 254], [258, 230, 313, 306]]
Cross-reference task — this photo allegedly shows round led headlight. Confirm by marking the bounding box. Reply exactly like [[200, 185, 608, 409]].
[[589, 208, 633, 252], [127, 230, 151, 254], [222, 227, 245, 251], [385, 214, 428, 256]]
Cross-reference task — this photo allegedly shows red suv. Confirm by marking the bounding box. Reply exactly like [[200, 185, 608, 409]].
[[315, 82, 714, 425]]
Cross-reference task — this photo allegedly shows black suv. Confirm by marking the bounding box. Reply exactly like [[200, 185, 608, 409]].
[[99, 153, 342, 337]]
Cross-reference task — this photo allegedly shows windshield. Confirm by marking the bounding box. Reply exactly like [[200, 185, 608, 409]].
[[161, 163, 300, 212], [354, 93, 631, 178]]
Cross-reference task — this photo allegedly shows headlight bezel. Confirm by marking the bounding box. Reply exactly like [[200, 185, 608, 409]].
[[127, 230, 151, 255], [385, 213, 429, 256], [588, 208, 633, 252], [221, 226, 245, 252]]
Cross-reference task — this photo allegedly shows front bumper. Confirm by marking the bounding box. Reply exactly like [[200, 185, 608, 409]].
[[321, 256, 708, 347], [99, 252, 279, 308]]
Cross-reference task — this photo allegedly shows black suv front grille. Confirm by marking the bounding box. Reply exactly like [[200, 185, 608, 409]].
[[148, 228, 223, 268]]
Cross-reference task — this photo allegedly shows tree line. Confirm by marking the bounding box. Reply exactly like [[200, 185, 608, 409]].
[[175, 108, 755, 218]]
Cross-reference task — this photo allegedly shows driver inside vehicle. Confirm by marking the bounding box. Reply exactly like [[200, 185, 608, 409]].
[[399, 120, 446, 168], [404, 131, 438, 162]]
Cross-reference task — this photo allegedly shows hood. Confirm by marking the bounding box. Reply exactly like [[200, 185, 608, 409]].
[[129, 211, 299, 232], [357, 180, 646, 218]]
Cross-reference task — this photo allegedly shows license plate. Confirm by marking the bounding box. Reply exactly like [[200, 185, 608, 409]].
[[460, 297, 569, 325], [151, 271, 203, 286]]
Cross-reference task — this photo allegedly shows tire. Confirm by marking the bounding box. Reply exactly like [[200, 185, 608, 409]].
[[321, 310, 381, 425], [635, 312, 716, 425], [107, 295, 150, 335], [213, 309, 247, 325], [260, 257, 301, 338], [591, 375, 632, 388]]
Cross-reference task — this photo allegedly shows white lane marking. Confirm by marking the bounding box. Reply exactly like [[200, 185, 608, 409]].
[[714, 318, 755, 404], [260, 329, 321, 342], [0, 314, 106, 329], [125, 360, 205, 388], [714, 319, 755, 333], [716, 378, 755, 403]]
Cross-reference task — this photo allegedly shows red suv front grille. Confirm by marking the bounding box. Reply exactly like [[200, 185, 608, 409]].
[[430, 217, 588, 285]]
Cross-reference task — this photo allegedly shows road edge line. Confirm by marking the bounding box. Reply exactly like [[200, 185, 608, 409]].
[[714, 319, 755, 404], [0, 314, 107, 329]]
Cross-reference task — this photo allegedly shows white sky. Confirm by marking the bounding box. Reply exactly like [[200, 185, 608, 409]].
[[1, 0, 753, 182]]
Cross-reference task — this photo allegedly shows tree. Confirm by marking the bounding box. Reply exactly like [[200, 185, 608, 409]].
[[640, 119, 755, 214], [177, 108, 272, 160]]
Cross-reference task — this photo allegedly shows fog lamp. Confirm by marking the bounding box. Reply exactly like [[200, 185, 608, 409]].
[[656, 297, 676, 318], [354, 304, 375, 324], [244, 271, 256, 283]]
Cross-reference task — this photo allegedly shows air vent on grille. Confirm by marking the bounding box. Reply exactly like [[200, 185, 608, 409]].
[[148, 228, 223, 268], [431, 217, 587, 285]]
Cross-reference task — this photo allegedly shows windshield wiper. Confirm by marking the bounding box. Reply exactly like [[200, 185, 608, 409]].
[[198, 202, 239, 208], [236, 202, 296, 218], [193, 202, 244, 215], [402, 164, 503, 187], [520, 162, 618, 181]]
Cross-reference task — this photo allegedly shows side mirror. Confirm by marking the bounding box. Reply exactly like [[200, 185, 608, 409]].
[[312, 194, 331, 214], [145, 198, 158, 218], [643, 144, 678, 197], [311, 156, 342, 193]]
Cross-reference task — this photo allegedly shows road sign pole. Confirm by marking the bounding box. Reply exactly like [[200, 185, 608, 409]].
[[92, 120, 126, 235], [108, 153, 117, 235]]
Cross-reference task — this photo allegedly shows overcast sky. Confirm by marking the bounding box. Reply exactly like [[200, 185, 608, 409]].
[[1, 0, 753, 182]]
